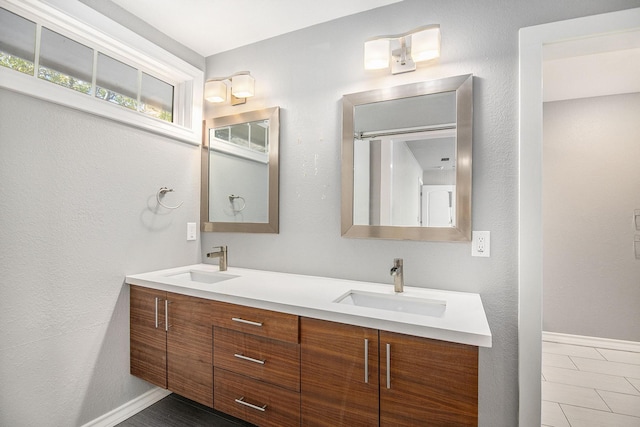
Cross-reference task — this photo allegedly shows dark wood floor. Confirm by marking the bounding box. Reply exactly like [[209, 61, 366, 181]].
[[116, 394, 255, 427]]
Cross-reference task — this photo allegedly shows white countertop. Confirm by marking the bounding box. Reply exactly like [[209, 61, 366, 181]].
[[126, 264, 492, 348]]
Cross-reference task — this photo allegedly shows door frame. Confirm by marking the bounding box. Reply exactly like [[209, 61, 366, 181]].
[[518, 7, 640, 426]]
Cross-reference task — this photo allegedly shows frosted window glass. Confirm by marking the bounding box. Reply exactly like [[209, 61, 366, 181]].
[[39, 27, 93, 93], [95, 53, 137, 110], [140, 72, 173, 121], [0, 7, 36, 74], [96, 53, 138, 99]]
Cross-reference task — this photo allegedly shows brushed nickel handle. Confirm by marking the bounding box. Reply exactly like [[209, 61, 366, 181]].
[[364, 338, 369, 383], [154, 297, 159, 329], [235, 396, 267, 412], [234, 353, 265, 365], [386, 343, 391, 389], [231, 317, 263, 327], [165, 300, 169, 331]]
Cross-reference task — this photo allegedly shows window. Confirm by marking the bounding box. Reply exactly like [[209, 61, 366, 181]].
[[0, 0, 203, 144], [0, 7, 35, 75], [96, 53, 138, 110], [39, 27, 93, 94]]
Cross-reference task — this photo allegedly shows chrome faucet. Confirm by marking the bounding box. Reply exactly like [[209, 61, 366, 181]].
[[390, 258, 403, 293], [207, 246, 228, 271]]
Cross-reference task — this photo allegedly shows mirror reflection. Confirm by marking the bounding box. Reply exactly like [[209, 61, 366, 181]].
[[201, 107, 279, 233], [353, 91, 457, 227], [342, 74, 473, 241]]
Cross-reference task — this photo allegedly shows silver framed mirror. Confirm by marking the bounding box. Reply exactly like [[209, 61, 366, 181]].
[[341, 74, 472, 241], [201, 107, 279, 233]]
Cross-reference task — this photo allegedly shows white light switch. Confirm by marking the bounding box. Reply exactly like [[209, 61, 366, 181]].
[[472, 231, 490, 257], [187, 222, 197, 241]]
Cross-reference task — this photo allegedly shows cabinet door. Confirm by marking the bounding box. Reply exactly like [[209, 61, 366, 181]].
[[130, 285, 166, 388], [300, 318, 379, 427], [380, 331, 478, 426], [166, 292, 214, 408]]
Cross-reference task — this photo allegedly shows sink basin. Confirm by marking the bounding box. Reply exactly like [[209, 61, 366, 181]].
[[335, 290, 446, 317], [167, 270, 238, 284]]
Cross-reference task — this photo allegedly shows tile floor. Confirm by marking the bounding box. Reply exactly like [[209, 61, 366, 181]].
[[542, 338, 640, 427]]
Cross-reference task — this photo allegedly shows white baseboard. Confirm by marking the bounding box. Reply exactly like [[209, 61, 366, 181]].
[[81, 387, 172, 427], [543, 331, 640, 353]]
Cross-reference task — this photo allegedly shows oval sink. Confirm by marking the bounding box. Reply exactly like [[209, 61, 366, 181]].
[[335, 290, 446, 317], [167, 270, 238, 284]]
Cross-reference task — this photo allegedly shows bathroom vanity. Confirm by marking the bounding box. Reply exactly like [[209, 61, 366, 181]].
[[127, 264, 491, 426]]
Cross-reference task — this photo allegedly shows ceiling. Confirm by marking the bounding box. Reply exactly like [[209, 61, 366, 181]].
[[543, 29, 640, 102], [110, 0, 402, 57]]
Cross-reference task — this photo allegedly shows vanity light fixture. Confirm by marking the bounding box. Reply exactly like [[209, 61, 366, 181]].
[[364, 24, 440, 74], [205, 71, 255, 105]]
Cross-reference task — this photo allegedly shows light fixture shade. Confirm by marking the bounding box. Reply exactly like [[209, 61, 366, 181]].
[[364, 38, 390, 70], [231, 74, 255, 98], [205, 80, 227, 103], [411, 25, 440, 62]]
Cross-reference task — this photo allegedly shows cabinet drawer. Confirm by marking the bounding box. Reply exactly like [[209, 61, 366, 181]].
[[214, 327, 300, 392], [214, 368, 300, 427], [211, 301, 299, 343]]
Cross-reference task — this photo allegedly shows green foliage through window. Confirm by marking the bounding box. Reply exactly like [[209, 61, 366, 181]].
[[0, 51, 34, 75], [38, 66, 91, 94]]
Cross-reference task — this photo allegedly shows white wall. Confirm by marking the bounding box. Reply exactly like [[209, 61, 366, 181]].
[[543, 93, 640, 341], [391, 141, 422, 226], [0, 87, 201, 425], [202, 1, 640, 426]]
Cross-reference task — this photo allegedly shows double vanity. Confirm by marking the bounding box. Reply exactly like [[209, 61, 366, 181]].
[[126, 263, 491, 426], [128, 73, 488, 426]]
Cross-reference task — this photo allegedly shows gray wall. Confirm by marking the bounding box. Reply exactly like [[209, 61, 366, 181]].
[[543, 93, 640, 341], [202, 1, 640, 426], [1, 0, 639, 426], [0, 87, 201, 425]]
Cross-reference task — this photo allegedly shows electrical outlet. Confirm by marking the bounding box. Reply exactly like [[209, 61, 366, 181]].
[[187, 222, 197, 241], [472, 231, 490, 257]]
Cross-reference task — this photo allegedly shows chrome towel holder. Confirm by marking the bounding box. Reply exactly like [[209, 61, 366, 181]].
[[228, 194, 246, 212], [156, 187, 183, 210]]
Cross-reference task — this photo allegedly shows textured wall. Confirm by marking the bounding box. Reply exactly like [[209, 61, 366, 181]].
[[202, 1, 640, 426], [0, 88, 201, 425], [1, 0, 639, 426], [543, 93, 640, 341]]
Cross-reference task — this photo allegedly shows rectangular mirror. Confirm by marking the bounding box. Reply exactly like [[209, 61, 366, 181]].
[[201, 107, 279, 233], [342, 75, 472, 241]]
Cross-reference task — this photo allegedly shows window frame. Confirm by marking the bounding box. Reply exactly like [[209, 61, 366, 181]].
[[0, 0, 203, 145]]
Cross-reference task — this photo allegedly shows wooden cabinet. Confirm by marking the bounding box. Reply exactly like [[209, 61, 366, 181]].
[[130, 285, 214, 408], [130, 285, 167, 388], [131, 286, 480, 426], [380, 331, 478, 426], [300, 318, 379, 427], [212, 301, 300, 427], [301, 318, 479, 427]]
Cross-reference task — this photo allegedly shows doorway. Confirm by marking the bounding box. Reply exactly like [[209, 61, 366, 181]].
[[518, 8, 640, 427]]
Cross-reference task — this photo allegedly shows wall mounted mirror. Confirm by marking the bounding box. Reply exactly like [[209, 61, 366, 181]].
[[201, 107, 279, 233], [341, 74, 472, 241]]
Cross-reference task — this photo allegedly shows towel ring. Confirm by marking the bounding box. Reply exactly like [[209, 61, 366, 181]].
[[228, 194, 246, 212], [157, 187, 183, 210]]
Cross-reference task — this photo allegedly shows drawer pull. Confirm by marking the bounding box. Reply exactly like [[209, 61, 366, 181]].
[[154, 297, 159, 329], [364, 338, 369, 383], [234, 353, 266, 365], [386, 343, 391, 389], [231, 317, 263, 327], [235, 396, 267, 412]]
